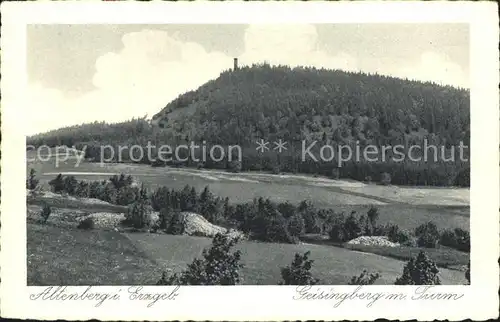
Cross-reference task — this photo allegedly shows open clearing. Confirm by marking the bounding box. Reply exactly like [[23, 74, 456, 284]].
[[27, 223, 467, 285], [27, 224, 162, 285]]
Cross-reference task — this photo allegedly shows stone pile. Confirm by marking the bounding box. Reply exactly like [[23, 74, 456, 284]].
[[347, 236, 400, 247]]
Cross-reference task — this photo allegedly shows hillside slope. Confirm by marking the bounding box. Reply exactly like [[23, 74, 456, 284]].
[[27, 64, 470, 186], [153, 64, 470, 148]]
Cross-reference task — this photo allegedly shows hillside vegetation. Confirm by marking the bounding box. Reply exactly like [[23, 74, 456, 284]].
[[27, 64, 470, 186]]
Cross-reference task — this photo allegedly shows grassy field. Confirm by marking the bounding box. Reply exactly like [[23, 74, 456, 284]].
[[27, 224, 162, 285], [343, 243, 469, 269], [27, 223, 467, 285]]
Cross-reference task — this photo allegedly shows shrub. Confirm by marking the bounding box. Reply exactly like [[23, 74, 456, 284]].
[[63, 176, 78, 196], [48, 174, 65, 193], [301, 210, 323, 234], [75, 181, 90, 198], [373, 223, 392, 236], [454, 167, 470, 187], [277, 202, 296, 219], [367, 206, 380, 228], [438, 228, 470, 252], [395, 251, 441, 285], [279, 251, 320, 285], [151, 186, 170, 211], [417, 233, 439, 248], [228, 160, 242, 173], [116, 186, 139, 206], [125, 201, 153, 229], [26, 168, 39, 190], [415, 222, 440, 248], [157, 233, 244, 285], [387, 224, 412, 244], [320, 209, 338, 234], [78, 217, 95, 230], [40, 203, 51, 223], [379, 172, 392, 185], [166, 210, 185, 235], [287, 213, 305, 238], [159, 206, 175, 231], [344, 212, 363, 240], [178, 185, 198, 212], [439, 229, 457, 247], [329, 222, 348, 242], [348, 270, 381, 285], [298, 200, 323, 234], [137, 184, 149, 202], [453, 228, 470, 252], [109, 174, 133, 190], [358, 214, 367, 235], [251, 210, 296, 244], [415, 221, 439, 237], [97, 183, 117, 204], [88, 181, 101, 199], [328, 213, 349, 242]]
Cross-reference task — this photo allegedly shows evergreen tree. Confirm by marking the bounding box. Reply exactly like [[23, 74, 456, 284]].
[[395, 251, 441, 285]]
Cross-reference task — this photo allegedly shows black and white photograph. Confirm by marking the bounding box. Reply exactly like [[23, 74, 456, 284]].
[[24, 21, 473, 286], [1, 1, 498, 321]]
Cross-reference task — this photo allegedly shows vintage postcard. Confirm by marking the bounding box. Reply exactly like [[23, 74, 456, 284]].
[[1, 0, 499, 320]]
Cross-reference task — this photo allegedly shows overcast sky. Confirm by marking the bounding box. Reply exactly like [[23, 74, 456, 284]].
[[27, 24, 469, 135]]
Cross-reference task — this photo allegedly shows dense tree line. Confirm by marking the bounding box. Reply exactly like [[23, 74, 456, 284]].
[[40, 171, 469, 252], [27, 64, 470, 186]]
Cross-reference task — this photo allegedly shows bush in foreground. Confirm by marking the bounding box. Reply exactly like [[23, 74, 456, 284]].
[[157, 233, 243, 285], [348, 270, 381, 285], [395, 251, 441, 285], [279, 251, 320, 285]]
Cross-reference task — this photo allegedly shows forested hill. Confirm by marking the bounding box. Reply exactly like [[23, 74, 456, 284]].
[[152, 63, 470, 148], [27, 64, 470, 186]]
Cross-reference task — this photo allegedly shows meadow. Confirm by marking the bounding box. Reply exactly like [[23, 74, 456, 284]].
[[27, 223, 467, 286]]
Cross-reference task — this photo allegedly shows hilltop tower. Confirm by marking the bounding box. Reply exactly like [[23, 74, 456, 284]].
[[233, 57, 239, 71]]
